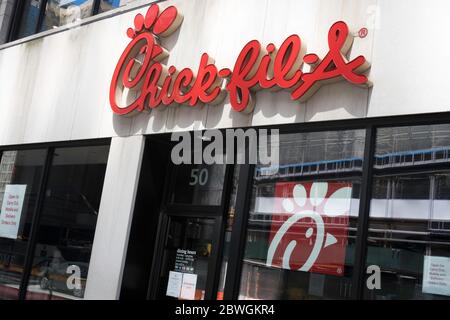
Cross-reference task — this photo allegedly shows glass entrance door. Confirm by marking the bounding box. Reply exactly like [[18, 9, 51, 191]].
[[156, 216, 216, 300], [150, 161, 232, 300]]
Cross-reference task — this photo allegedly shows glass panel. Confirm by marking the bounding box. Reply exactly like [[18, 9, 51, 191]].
[[365, 124, 450, 300], [25, 145, 109, 300], [0, 149, 46, 300], [374, 124, 450, 168], [170, 164, 226, 206], [158, 217, 215, 300], [16, 0, 42, 39], [216, 166, 240, 300], [98, 0, 134, 13], [239, 129, 365, 300], [40, 0, 94, 32]]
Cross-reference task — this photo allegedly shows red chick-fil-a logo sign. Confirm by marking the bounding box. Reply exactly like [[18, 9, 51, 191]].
[[110, 4, 371, 116], [267, 182, 352, 276]]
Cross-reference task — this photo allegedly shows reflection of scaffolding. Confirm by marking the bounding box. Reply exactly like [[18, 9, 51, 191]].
[[256, 147, 450, 181], [256, 158, 363, 181], [374, 147, 450, 169], [430, 220, 450, 233]]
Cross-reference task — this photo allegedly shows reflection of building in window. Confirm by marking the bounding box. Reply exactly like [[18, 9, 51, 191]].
[[100, 0, 120, 11], [239, 130, 364, 300], [257, 130, 365, 180], [375, 125, 450, 168], [20, 0, 41, 37], [365, 124, 450, 300], [15, 0, 142, 40], [99, 0, 136, 13], [43, 0, 94, 30]]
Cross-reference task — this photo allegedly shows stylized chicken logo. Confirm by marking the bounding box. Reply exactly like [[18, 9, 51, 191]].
[[110, 4, 183, 115], [125, 4, 182, 47], [266, 182, 352, 276]]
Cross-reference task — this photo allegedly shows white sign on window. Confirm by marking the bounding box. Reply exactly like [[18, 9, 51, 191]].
[[422, 255, 450, 297], [166, 271, 183, 298], [180, 273, 197, 300], [0, 185, 27, 239]]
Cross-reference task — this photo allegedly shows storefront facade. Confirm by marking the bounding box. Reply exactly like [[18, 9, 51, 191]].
[[0, 0, 450, 300]]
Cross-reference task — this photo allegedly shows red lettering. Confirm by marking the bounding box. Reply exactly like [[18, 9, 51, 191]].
[[172, 68, 194, 105], [227, 40, 262, 112], [144, 62, 165, 108], [273, 35, 304, 89], [110, 33, 155, 115], [255, 43, 277, 90], [109, 4, 371, 116], [291, 21, 370, 101], [189, 53, 223, 106]]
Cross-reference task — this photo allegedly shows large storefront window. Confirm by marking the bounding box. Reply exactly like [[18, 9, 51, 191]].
[[24, 145, 109, 300], [15, 0, 42, 39], [13, 0, 96, 39], [365, 124, 450, 300], [40, 0, 95, 32], [0, 150, 47, 300], [0, 143, 110, 300], [11, 0, 143, 40], [119, 120, 450, 300], [99, 0, 139, 13], [238, 130, 365, 300]]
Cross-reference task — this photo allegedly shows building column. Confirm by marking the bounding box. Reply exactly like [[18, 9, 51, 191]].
[[84, 135, 145, 300]]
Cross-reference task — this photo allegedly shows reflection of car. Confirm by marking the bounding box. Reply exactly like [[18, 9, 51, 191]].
[[36, 260, 88, 298]]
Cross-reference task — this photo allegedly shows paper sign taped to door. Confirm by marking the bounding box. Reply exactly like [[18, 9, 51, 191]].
[[180, 273, 197, 300], [166, 271, 183, 298]]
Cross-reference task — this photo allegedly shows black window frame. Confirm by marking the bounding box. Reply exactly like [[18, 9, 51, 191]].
[[146, 135, 237, 300], [204, 111, 450, 300], [119, 112, 450, 301], [0, 138, 111, 300], [8, 0, 106, 42]]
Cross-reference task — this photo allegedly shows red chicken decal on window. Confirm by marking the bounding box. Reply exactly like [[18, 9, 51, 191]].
[[267, 182, 352, 276]]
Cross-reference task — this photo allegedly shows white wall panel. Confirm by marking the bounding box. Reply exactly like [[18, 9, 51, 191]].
[[97, 11, 139, 139], [251, 0, 319, 126], [368, 0, 450, 117], [341, 0, 378, 63], [158, 0, 212, 133], [205, 0, 268, 129], [0, 0, 448, 143], [305, 82, 369, 122], [71, 13, 132, 140], [0, 44, 29, 146], [304, 0, 373, 122], [19, 30, 90, 144]]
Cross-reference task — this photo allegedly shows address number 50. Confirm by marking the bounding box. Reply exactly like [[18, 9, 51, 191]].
[[189, 168, 209, 186]]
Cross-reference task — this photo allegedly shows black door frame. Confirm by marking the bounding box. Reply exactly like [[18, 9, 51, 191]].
[[146, 156, 235, 300]]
